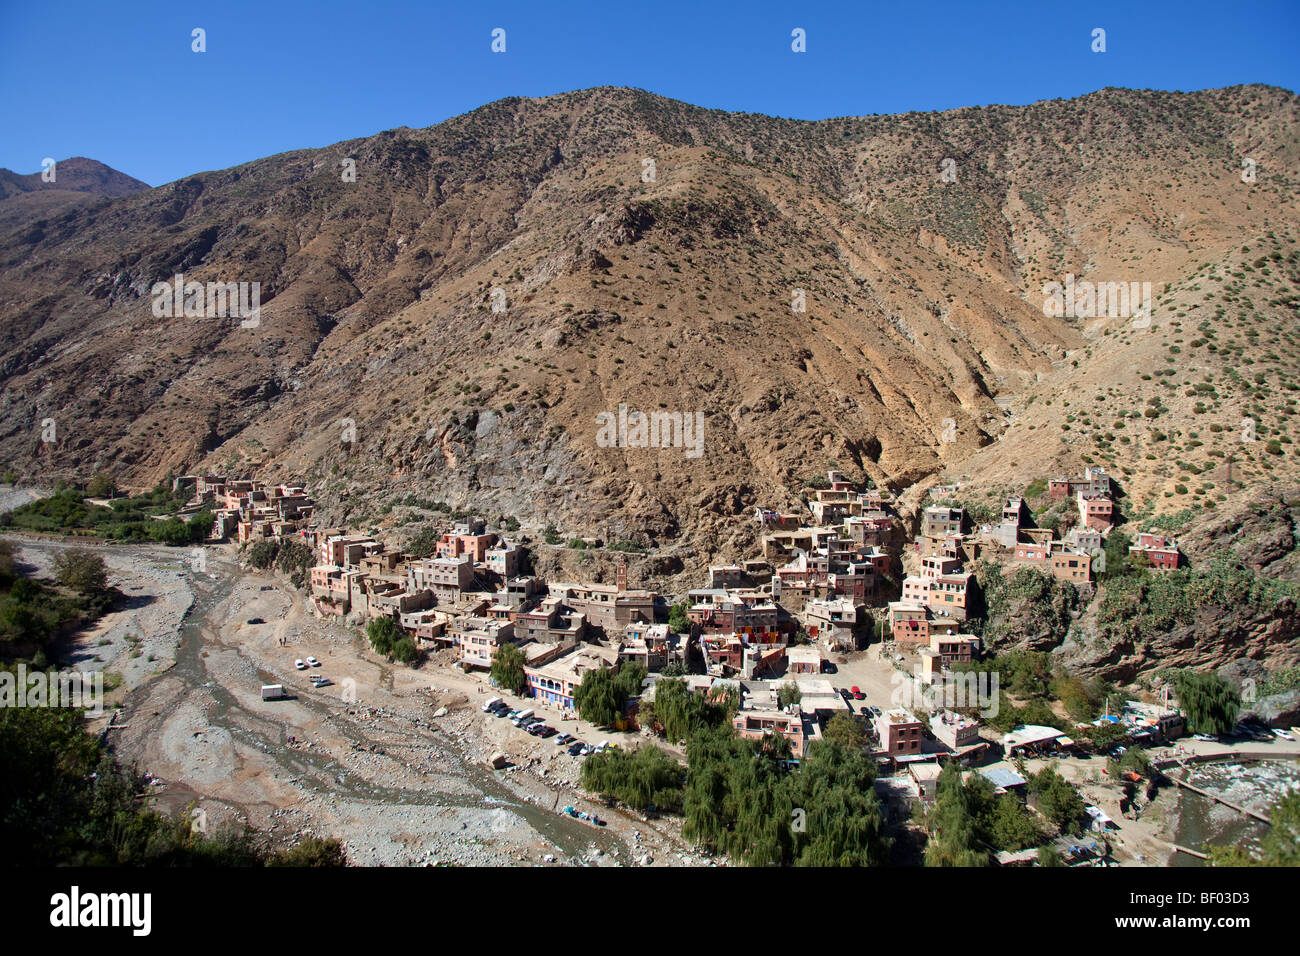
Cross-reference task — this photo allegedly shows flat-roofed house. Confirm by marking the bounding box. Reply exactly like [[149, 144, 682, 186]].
[[408, 555, 474, 602], [525, 643, 620, 711], [1130, 532, 1181, 572], [889, 601, 931, 645], [928, 572, 975, 622], [787, 645, 822, 676], [804, 598, 859, 650], [732, 709, 808, 758], [1076, 490, 1114, 533], [875, 709, 924, 758], [456, 618, 516, 670]]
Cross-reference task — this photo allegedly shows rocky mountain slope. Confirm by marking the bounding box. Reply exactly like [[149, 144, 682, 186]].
[[1, 86, 1297, 577]]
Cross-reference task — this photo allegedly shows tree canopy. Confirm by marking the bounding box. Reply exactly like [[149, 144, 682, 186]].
[[490, 641, 527, 694]]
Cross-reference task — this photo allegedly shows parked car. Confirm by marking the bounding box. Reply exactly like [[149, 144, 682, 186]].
[[851, 687, 865, 700], [1273, 728, 1294, 741], [554, 733, 572, 746], [311, 677, 333, 688], [482, 696, 503, 712], [1193, 733, 1217, 741], [536, 725, 556, 738], [567, 742, 585, 756], [822, 662, 837, 674], [246, 617, 265, 625], [839, 688, 852, 701], [294, 659, 307, 670], [869, 706, 882, 717], [305, 656, 321, 668]]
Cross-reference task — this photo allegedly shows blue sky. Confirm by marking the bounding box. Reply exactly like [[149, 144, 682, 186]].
[[2, 0, 1296, 187]]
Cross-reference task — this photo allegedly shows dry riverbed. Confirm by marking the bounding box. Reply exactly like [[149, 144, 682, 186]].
[[5, 533, 708, 867]]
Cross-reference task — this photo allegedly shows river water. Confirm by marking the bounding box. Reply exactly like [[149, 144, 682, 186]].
[[1169, 759, 1300, 866]]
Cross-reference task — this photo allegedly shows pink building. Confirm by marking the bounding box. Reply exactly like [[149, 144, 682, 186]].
[[1130, 532, 1181, 571]]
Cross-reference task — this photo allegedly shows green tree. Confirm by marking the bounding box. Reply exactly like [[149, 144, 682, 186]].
[[268, 837, 348, 867], [1028, 766, 1088, 835], [581, 744, 684, 812], [778, 682, 802, 709], [1172, 670, 1240, 735], [822, 712, 867, 751], [274, 539, 314, 588], [405, 524, 441, 559], [574, 668, 624, 727], [85, 473, 117, 498], [924, 761, 989, 866], [186, 510, 213, 543], [390, 636, 418, 665], [789, 739, 890, 866], [366, 617, 399, 658], [1084, 721, 1129, 753], [614, 660, 648, 700], [247, 540, 280, 570], [490, 641, 527, 694], [667, 601, 690, 634], [1037, 845, 1066, 867], [51, 548, 108, 595], [986, 792, 1047, 852]]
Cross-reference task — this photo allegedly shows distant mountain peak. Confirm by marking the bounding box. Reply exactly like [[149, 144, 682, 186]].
[[0, 156, 150, 201]]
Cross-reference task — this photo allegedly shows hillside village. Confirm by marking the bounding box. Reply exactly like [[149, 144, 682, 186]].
[[176, 466, 1196, 807]]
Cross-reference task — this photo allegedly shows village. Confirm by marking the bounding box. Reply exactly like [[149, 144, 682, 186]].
[[157, 463, 1231, 864]]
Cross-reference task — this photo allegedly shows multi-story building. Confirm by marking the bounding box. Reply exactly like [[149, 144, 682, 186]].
[[921, 506, 964, 541], [456, 618, 516, 670], [929, 572, 975, 622], [1076, 490, 1114, 533], [929, 710, 982, 751], [1049, 465, 1112, 499], [525, 644, 621, 711], [732, 709, 808, 758], [1130, 532, 1181, 571], [875, 709, 924, 758], [407, 555, 475, 601], [804, 598, 860, 649], [485, 542, 521, 577]]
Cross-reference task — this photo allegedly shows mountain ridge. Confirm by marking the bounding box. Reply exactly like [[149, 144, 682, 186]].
[[1, 84, 1297, 577]]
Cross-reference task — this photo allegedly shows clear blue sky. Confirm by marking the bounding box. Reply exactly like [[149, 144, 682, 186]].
[[2, 0, 1296, 187]]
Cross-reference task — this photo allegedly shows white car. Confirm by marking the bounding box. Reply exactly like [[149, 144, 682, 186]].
[[306, 656, 321, 667], [1272, 728, 1294, 741], [1193, 733, 1216, 741], [294, 659, 307, 670]]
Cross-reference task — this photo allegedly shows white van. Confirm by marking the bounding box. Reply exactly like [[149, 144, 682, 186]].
[[261, 684, 286, 701], [483, 696, 503, 712], [511, 708, 534, 725]]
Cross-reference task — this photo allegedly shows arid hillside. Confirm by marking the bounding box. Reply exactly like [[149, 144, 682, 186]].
[[1, 85, 1297, 568]]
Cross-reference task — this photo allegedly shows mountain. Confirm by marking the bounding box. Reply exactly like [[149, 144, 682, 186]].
[[0, 86, 1297, 582], [0, 156, 150, 201]]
